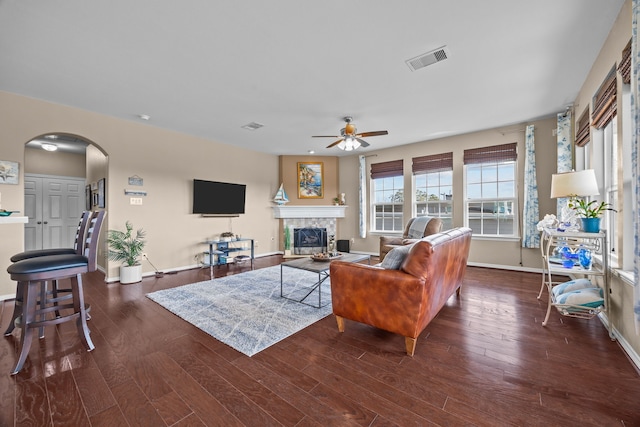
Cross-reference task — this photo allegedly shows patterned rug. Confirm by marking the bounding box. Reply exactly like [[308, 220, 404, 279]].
[[146, 265, 332, 357]]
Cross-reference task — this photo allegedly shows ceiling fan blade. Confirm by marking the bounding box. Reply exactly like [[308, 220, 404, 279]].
[[312, 135, 339, 138], [356, 138, 370, 148], [356, 130, 388, 138], [326, 139, 344, 148]]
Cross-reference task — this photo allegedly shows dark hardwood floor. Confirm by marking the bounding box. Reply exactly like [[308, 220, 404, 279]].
[[1, 256, 639, 426]]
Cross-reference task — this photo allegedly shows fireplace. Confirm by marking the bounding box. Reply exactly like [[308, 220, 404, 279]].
[[293, 228, 327, 255]]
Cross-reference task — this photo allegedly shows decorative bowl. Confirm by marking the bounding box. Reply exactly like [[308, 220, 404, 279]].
[[311, 253, 342, 262], [0, 210, 15, 217]]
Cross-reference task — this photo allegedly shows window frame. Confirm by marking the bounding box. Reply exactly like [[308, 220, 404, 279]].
[[370, 160, 404, 233], [412, 152, 453, 230], [463, 144, 519, 239]]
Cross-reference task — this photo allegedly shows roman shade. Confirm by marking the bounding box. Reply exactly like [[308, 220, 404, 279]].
[[591, 67, 617, 129], [575, 108, 590, 147], [618, 38, 631, 85], [463, 143, 517, 165], [370, 159, 403, 179], [412, 152, 453, 174]]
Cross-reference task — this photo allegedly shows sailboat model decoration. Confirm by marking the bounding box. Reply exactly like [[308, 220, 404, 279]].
[[273, 183, 289, 205]]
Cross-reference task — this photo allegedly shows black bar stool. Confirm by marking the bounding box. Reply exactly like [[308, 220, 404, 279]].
[[4, 211, 91, 337], [6, 210, 106, 375]]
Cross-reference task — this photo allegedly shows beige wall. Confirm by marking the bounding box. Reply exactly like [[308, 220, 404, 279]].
[[24, 147, 87, 177], [337, 116, 558, 271], [0, 90, 281, 293], [278, 155, 339, 205]]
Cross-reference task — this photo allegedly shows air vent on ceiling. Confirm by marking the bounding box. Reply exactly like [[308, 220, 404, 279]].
[[405, 46, 450, 72], [241, 122, 264, 131]]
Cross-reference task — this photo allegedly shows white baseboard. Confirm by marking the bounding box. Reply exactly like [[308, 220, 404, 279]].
[[0, 292, 15, 301], [466, 261, 572, 276]]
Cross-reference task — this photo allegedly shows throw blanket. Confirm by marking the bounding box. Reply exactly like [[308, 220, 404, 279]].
[[407, 216, 432, 239]]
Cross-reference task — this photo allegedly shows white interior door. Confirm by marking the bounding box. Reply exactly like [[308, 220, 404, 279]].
[[24, 174, 86, 251], [23, 176, 41, 251]]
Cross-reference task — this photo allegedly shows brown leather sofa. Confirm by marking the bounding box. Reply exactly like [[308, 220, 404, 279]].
[[330, 227, 472, 356], [379, 217, 443, 261]]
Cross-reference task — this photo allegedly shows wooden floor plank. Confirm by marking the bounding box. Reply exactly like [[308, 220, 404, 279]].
[[1, 258, 639, 426]]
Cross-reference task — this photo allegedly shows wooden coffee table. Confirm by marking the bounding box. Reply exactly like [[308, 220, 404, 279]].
[[280, 253, 370, 308]]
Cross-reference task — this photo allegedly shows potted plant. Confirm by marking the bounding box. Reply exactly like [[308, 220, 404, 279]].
[[107, 221, 146, 284], [570, 199, 615, 232], [220, 231, 234, 242], [283, 226, 291, 257]]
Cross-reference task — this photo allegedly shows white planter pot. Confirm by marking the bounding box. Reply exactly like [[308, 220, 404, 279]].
[[120, 264, 142, 284]]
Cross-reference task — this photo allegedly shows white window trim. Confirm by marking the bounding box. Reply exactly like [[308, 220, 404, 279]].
[[412, 172, 453, 227], [463, 163, 519, 239], [370, 176, 404, 233]]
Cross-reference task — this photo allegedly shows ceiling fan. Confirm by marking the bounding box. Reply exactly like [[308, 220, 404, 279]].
[[312, 116, 388, 151]]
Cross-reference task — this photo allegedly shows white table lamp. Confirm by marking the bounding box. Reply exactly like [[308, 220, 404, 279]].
[[550, 169, 600, 230]]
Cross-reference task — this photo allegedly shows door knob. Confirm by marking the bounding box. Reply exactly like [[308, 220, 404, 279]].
[[43, 221, 48, 224], [37, 221, 42, 224]]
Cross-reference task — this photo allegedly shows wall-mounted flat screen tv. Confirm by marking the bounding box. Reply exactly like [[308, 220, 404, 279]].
[[192, 179, 246, 216]]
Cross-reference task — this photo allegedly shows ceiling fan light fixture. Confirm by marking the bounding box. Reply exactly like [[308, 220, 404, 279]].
[[338, 136, 361, 151]]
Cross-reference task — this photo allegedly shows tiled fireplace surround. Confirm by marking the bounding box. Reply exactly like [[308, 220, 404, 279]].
[[272, 205, 347, 255]]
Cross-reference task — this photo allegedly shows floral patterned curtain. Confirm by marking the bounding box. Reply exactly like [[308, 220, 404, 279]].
[[632, 0, 640, 333], [359, 155, 367, 238], [522, 125, 540, 248], [556, 112, 573, 216]]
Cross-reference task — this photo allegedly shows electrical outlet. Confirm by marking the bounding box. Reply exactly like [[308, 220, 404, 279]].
[[255, 240, 259, 247], [350, 237, 355, 244], [130, 197, 143, 205]]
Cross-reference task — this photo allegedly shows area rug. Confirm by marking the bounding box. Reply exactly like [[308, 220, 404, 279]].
[[146, 265, 332, 357]]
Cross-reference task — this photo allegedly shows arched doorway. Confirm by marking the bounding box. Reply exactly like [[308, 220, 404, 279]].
[[23, 133, 107, 251]]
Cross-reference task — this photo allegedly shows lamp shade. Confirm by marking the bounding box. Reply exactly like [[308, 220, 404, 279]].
[[550, 169, 600, 198]]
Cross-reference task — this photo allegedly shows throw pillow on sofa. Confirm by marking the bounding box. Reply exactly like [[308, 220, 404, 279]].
[[380, 244, 412, 270]]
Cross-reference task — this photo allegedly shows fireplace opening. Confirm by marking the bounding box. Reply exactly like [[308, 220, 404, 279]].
[[293, 228, 327, 255]]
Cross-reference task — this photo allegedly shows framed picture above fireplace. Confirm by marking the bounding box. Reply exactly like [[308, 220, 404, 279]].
[[297, 162, 323, 199]]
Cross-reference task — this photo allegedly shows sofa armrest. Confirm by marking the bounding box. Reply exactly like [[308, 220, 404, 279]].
[[379, 235, 403, 246], [401, 238, 420, 245], [330, 261, 425, 338], [379, 235, 404, 261]]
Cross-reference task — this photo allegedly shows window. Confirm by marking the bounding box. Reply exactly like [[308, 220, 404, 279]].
[[577, 60, 633, 281], [412, 152, 453, 230], [464, 143, 518, 237], [371, 160, 404, 232]]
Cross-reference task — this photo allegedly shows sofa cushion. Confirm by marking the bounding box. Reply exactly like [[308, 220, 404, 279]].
[[380, 244, 412, 269]]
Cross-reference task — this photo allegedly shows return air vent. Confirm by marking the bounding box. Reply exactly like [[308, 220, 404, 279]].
[[405, 46, 450, 72], [241, 122, 264, 131]]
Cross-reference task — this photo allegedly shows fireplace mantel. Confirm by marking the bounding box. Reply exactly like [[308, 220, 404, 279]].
[[272, 205, 347, 219]]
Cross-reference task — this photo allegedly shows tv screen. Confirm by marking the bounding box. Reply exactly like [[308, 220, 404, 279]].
[[193, 179, 246, 215]]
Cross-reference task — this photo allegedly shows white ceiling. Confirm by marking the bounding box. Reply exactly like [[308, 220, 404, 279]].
[[0, 1, 625, 156]]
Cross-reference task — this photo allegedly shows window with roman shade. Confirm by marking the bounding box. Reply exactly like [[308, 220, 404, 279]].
[[575, 108, 590, 147], [370, 160, 404, 232], [412, 152, 453, 229], [591, 66, 617, 130], [463, 143, 518, 237]]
